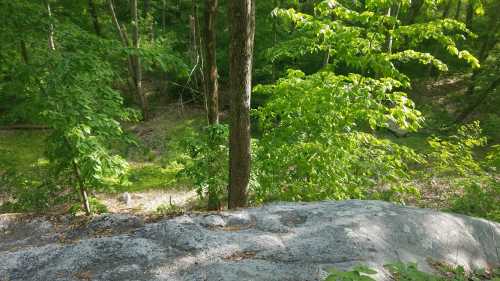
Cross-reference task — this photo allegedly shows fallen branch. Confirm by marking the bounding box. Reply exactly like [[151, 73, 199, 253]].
[[0, 124, 49, 130]]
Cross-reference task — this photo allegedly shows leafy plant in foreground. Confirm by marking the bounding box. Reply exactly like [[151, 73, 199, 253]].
[[40, 49, 136, 215], [179, 124, 229, 210]]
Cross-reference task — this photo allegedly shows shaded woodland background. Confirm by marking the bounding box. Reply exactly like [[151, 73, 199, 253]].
[[0, 0, 498, 221]]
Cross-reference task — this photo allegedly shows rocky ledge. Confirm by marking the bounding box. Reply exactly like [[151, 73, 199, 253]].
[[0, 200, 499, 281]]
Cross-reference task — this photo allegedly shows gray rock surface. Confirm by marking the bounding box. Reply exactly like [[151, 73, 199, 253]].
[[0, 200, 499, 281]]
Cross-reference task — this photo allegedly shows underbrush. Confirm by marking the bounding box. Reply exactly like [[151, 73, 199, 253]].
[[0, 109, 204, 214]]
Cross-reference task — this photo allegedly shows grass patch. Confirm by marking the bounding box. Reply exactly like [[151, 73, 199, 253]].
[[0, 131, 47, 172]]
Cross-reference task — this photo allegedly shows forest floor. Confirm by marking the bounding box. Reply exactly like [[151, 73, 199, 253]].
[[0, 104, 207, 215], [0, 75, 498, 216]]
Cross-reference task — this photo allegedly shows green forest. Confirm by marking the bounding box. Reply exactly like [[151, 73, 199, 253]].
[[0, 0, 498, 222]]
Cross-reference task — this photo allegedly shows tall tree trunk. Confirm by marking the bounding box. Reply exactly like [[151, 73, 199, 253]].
[[131, 0, 148, 120], [44, 0, 56, 50], [87, 0, 102, 36], [203, 0, 220, 211], [228, 0, 256, 209], [204, 0, 219, 125]]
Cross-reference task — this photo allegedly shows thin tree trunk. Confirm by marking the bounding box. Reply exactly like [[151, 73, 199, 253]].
[[20, 40, 29, 64], [73, 161, 91, 215], [465, 1, 473, 28], [87, 0, 102, 36], [109, 0, 137, 99], [228, 0, 256, 209], [203, 0, 220, 211], [190, 0, 202, 95], [44, 0, 56, 50], [162, 0, 166, 31], [109, 0, 148, 120], [131, 0, 148, 120], [386, 3, 400, 54], [204, 0, 219, 125], [272, 0, 279, 80]]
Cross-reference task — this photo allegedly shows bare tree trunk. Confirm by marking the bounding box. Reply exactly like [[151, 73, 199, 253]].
[[87, 0, 102, 36], [204, 0, 219, 125], [228, 0, 256, 209], [44, 0, 56, 50]]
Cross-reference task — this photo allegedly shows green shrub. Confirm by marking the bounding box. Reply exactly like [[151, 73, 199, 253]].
[[326, 262, 500, 281], [426, 121, 486, 176], [178, 124, 229, 209], [451, 178, 500, 222]]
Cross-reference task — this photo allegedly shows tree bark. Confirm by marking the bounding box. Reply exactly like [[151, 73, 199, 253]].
[[228, 0, 256, 209], [87, 0, 102, 37], [204, 0, 219, 125]]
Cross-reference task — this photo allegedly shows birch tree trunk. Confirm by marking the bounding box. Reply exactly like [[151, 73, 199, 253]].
[[228, 0, 256, 209], [44, 0, 56, 50]]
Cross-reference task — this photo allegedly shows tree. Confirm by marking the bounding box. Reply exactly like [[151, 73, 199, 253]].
[[204, 0, 219, 125], [109, 0, 148, 120], [228, 0, 256, 209]]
